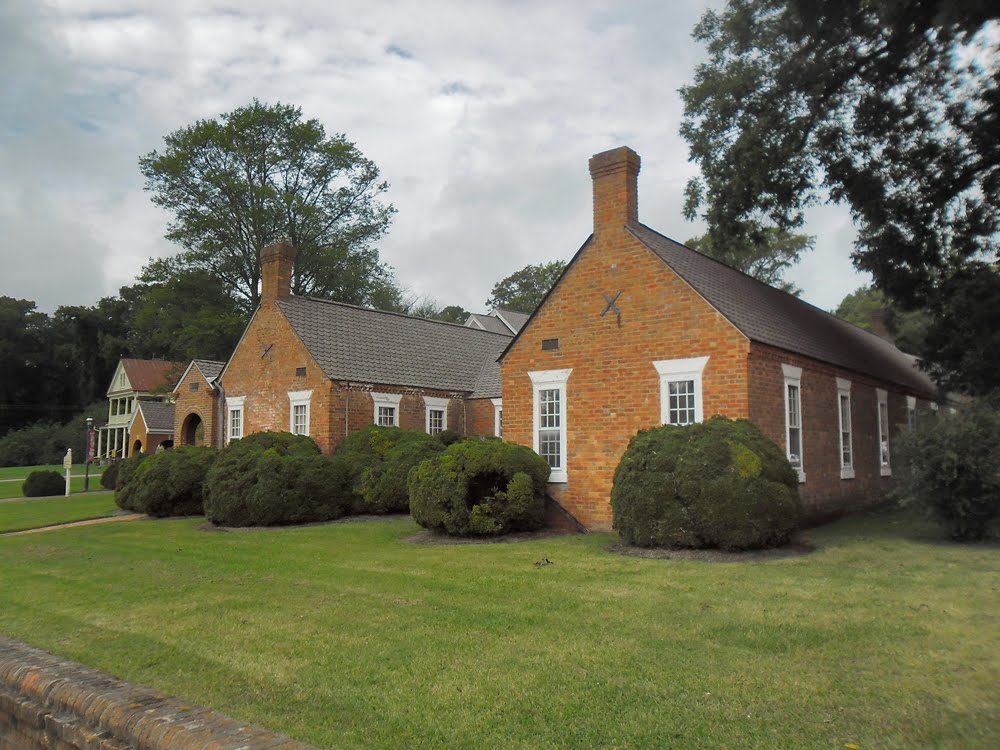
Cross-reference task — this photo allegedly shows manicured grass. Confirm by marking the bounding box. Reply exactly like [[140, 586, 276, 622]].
[[0, 510, 996, 749], [0, 492, 120, 533], [0, 464, 107, 499]]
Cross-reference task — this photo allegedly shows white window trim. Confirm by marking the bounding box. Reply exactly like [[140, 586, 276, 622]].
[[836, 378, 854, 480], [423, 396, 449, 434], [652, 356, 709, 425], [528, 368, 572, 483], [906, 395, 917, 429], [782, 363, 806, 483], [491, 398, 503, 437], [372, 392, 402, 427], [288, 389, 313, 436], [225, 396, 245, 444], [877, 388, 891, 476]]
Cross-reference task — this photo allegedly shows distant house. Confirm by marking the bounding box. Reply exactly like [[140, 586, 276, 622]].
[[465, 309, 529, 335], [127, 401, 175, 456], [99, 358, 184, 459], [499, 146, 937, 531], [218, 242, 510, 453]]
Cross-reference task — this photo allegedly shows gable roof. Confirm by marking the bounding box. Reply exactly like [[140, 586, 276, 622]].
[[132, 401, 175, 434], [465, 309, 529, 335], [494, 309, 530, 333], [629, 224, 937, 396], [276, 297, 511, 393], [173, 359, 226, 392], [119, 359, 186, 394]]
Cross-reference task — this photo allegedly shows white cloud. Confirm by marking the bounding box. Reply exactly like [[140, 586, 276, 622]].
[[1, 0, 868, 315]]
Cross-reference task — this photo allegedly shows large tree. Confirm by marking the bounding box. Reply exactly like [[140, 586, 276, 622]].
[[140, 100, 398, 315], [835, 285, 930, 354], [685, 228, 813, 293], [680, 0, 999, 390], [486, 261, 567, 314]]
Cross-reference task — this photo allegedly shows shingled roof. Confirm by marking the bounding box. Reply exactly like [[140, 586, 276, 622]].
[[192, 359, 225, 381], [629, 224, 937, 397], [120, 359, 186, 393], [134, 401, 175, 433], [276, 297, 510, 395], [466, 313, 513, 335]]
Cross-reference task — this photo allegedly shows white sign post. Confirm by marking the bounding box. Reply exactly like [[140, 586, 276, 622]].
[[63, 448, 73, 496]]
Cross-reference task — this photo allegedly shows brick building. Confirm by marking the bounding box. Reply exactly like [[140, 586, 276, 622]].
[[218, 242, 509, 453], [172, 360, 226, 449], [500, 146, 937, 531]]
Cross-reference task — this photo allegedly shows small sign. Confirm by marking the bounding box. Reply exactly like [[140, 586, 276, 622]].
[[63, 448, 73, 470]]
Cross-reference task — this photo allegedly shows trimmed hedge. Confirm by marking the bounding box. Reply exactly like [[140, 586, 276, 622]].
[[204, 432, 350, 526], [100, 461, 120, 490], [120, 447, 218, 517], [611, 416, 801, 551], [114, 454, 149, 511], [336, 425, 444, 514], [894, 397, 1000, 541], [22, 470, 65, 497], [409, 439, 550, 536]]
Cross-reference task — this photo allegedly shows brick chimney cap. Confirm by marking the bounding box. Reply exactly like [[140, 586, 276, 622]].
[[260, 239, 297, 261], [589, 146, 641, 177]]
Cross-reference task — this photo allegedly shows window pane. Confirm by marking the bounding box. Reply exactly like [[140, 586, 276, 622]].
[[788, 427, 801, 467], [786, 383, 801, 467], [540, 389, 560, 428], [378, 406, 395, 427], [539, 429, 561, 469], [428, 409, 444, 434], [667, 379, 696, 425], [292, 404, 308, 435], [879, 401, 890, 465], [839, 394, 852, 467]]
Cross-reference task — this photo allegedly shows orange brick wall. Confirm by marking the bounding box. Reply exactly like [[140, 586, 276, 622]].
[[748, 343, 925, 522], [127, 416, 171, 456], [173, 367, 221, 449], [501, 230, 751, 531], [465, 398, 499, 438]]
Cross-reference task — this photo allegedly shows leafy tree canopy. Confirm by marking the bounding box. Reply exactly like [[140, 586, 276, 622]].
[[140, 100, 398, 315], [681, 0, 999, 391], [685, 228, 813, 293], [486, 261, 567, 314], [834, 285, 929, 355]]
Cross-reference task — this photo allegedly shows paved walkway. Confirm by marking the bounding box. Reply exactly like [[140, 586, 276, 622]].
[[0, 513, 145, 537]]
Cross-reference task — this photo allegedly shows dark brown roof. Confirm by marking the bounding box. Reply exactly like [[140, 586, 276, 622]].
[[276, 297, 510, 393], [120, 359, 186, 393], [136, 401, 175, 433], [629, 224, 937, 396]]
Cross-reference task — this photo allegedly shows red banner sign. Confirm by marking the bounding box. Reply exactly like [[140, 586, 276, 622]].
[[87, 430, 96, 462]]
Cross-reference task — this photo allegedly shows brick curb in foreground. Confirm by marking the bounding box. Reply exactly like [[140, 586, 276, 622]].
[[0, 636, 321, 750]]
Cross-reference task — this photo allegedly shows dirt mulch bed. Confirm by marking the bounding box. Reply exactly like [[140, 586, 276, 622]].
[[407, 528, 576, 545], [607, 537, 815, 562]]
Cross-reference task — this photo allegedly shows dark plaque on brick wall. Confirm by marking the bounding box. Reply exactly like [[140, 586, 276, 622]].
[[542, 338, 559, 351]]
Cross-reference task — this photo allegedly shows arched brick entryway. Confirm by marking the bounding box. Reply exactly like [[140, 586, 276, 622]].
[[180, 413, 204, 446]]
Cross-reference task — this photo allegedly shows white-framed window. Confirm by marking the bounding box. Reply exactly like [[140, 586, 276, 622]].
[[424, 396, 449, 435], [288, 389, 312, 436], [528, 369, 572, 483], [906, 395, 917, 429], [877, 388, 891, 476], [372, 392, 401, 427], [836, 378, 853, 479], [226, 396, 245, 443], [782, 363, 805, 483], [652, 356, 709, 426], [491, 398, 503, 437]]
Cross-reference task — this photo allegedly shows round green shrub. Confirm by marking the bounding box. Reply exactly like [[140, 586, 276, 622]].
[[232, 431, 321, 456], [437, 429, 462, 447], [100, 461, 119, 490], [123, 447, 218, 517], [894, 397, 1000, 541], [114, 453, 149, 511], [336, 425, 443, 514], [611, 416, 801, 551], [22, 470, 65, 497], [204, 435, 350, 526], [408, 439, 550, 536]]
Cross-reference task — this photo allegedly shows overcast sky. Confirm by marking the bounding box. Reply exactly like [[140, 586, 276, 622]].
[[1, 0, 870, 317]]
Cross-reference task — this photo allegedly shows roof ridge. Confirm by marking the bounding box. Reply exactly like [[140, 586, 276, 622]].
[[629, 223, 903, 354], [284, 296, 515, 338]]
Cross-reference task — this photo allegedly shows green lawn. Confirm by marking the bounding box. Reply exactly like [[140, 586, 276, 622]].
[[0, 510, 996, 749], [0, 464, 107, 499], [0, 492, 120, 533]]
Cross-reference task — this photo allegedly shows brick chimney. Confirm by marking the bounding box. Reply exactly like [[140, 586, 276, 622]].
[[588, 146, 641, 237], [259, 240, 296, 302]]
